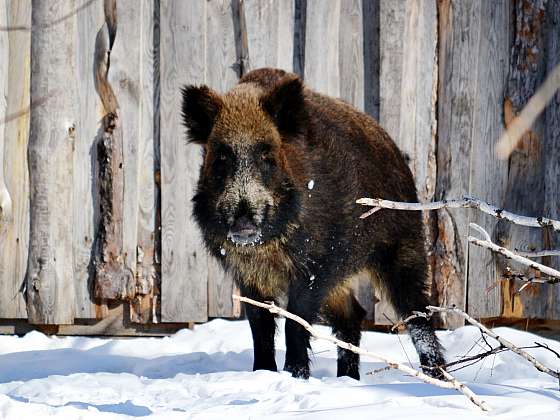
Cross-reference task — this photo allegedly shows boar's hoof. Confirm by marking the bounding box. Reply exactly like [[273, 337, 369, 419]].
[[284, 363, 310, 380]]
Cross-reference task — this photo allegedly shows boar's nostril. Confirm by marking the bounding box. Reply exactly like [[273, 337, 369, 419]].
[[228, 216, 262, 246]]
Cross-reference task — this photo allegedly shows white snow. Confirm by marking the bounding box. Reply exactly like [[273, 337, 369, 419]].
[[0, 320, 558, 419]]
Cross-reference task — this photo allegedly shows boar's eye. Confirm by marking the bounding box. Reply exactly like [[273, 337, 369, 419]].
[[255, 142, 273, 163]]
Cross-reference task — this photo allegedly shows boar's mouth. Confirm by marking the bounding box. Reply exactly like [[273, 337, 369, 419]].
[[226, 216, 264, 247]]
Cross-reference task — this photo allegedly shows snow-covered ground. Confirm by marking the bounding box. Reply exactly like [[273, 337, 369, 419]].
[[0, 319, 558, 419]]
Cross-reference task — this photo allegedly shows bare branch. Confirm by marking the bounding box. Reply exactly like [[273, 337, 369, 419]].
[[356, 196, 560, 232], [425, 305, 560, 381], [233, 294, 491, 411], [468, 223, 560, 281], [496, 63, 560, 160], [514, 249, 560, 258]]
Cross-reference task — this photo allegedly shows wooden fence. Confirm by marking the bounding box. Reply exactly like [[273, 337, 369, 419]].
[[0, 0, 558, 334]]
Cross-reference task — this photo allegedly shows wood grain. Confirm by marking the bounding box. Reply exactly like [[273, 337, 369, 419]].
[[73, 0, 108, 319], [0, 1, 30, 319], [304, 0, 341, 97], [244, 0, 294, 72], [26, 0, 77, 324], [108, 0, 157, 323], [205, 0, 242, 318], [501, 0, 560, 320], [362, 0, 380, 119], [378, 0, 438, 325], [160, 0, 208, 322], [435, 0, 477, 325]]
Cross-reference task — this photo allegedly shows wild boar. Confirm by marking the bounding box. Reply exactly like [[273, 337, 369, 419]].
[[181, 68, 445, 380]]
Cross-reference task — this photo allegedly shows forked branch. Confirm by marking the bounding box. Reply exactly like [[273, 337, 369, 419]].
[[468, 223, 560, 282], [422, 305, 559, 381]]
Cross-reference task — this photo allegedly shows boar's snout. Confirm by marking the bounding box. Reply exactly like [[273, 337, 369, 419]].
[[227, 215, 262, 246]]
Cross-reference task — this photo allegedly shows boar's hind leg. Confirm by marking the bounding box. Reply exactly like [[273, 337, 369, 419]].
[[373, 242, 446, 378], [240, 284, 278, 372], [323, 291, 366, 380]]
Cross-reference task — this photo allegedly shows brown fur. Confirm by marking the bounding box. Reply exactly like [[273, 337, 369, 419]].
[[182, 67, 445, 380]]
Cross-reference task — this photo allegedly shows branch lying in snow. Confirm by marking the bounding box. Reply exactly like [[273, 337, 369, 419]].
[[468, 223, 560, 282], [420, 306, 560, 381], [356, 196, 560, 232], [233, 294, 491, 411]]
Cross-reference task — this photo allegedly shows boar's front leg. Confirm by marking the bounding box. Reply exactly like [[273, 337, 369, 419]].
[[240, 283, 278, 372], [283, 282, 325, 379]]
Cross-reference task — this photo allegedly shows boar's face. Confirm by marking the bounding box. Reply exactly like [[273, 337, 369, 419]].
[[181, 76, 306, 250]]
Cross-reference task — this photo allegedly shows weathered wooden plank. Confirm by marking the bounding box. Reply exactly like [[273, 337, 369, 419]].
[[160, 0, 208, 322], [293, 0, 306, 78], [435, 0, 481, 325], [500, 0, 560, 320], [108, 0, 156, 323], [73, 0, 108, 319], [339, 0, 364, 111], [378, 0, 438, 325], [466, 0, 511, 319], [244, 0, 294, 72], [304, 0, 341, 97], [0, 304, 192, 337], [374, 0, 407, 325], [362, 0, 380, 120], [92, 0, 136, 304], [436, 0, 510, 321], [0, 3, 10, 229], [379, 0, 405, 140], [26, 0, 78, 324], [204, 0, 242, 318], [0, 0, 30, 319], [541, 0, 560, 320], [496, 0, 546, 320], [0, 0, 33, 320]]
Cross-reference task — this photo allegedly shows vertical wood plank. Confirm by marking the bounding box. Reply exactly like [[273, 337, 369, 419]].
[[244, 0, 294, 72], [437, 0, 510, 321], [73, 0, 108, 319], [466, 0, 510, 319], [379, 0, 405, 140], [205, 0, 241, 318], [26, 0, 78, 324], [304, 0, 341, 97], [339, 0, 364, 111], [541, 0, 560, 320], [109, 0, 156, 323], [501, 0, 560, 320], [160, 0, 208, 322], [362, 0, 380, 120], [435, 0, 480, 325], [0, 1, 30, 319]]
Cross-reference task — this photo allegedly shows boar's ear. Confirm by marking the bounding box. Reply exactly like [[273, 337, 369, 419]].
[[181, 85, 223, 144], [262, 75, 307, 138]]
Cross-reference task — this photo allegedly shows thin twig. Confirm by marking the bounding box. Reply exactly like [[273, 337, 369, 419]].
[[356, 196, 560, 232], [424, 305, 560, 381], [233, 294, 491, 411], [468, 223, 560, 281]]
